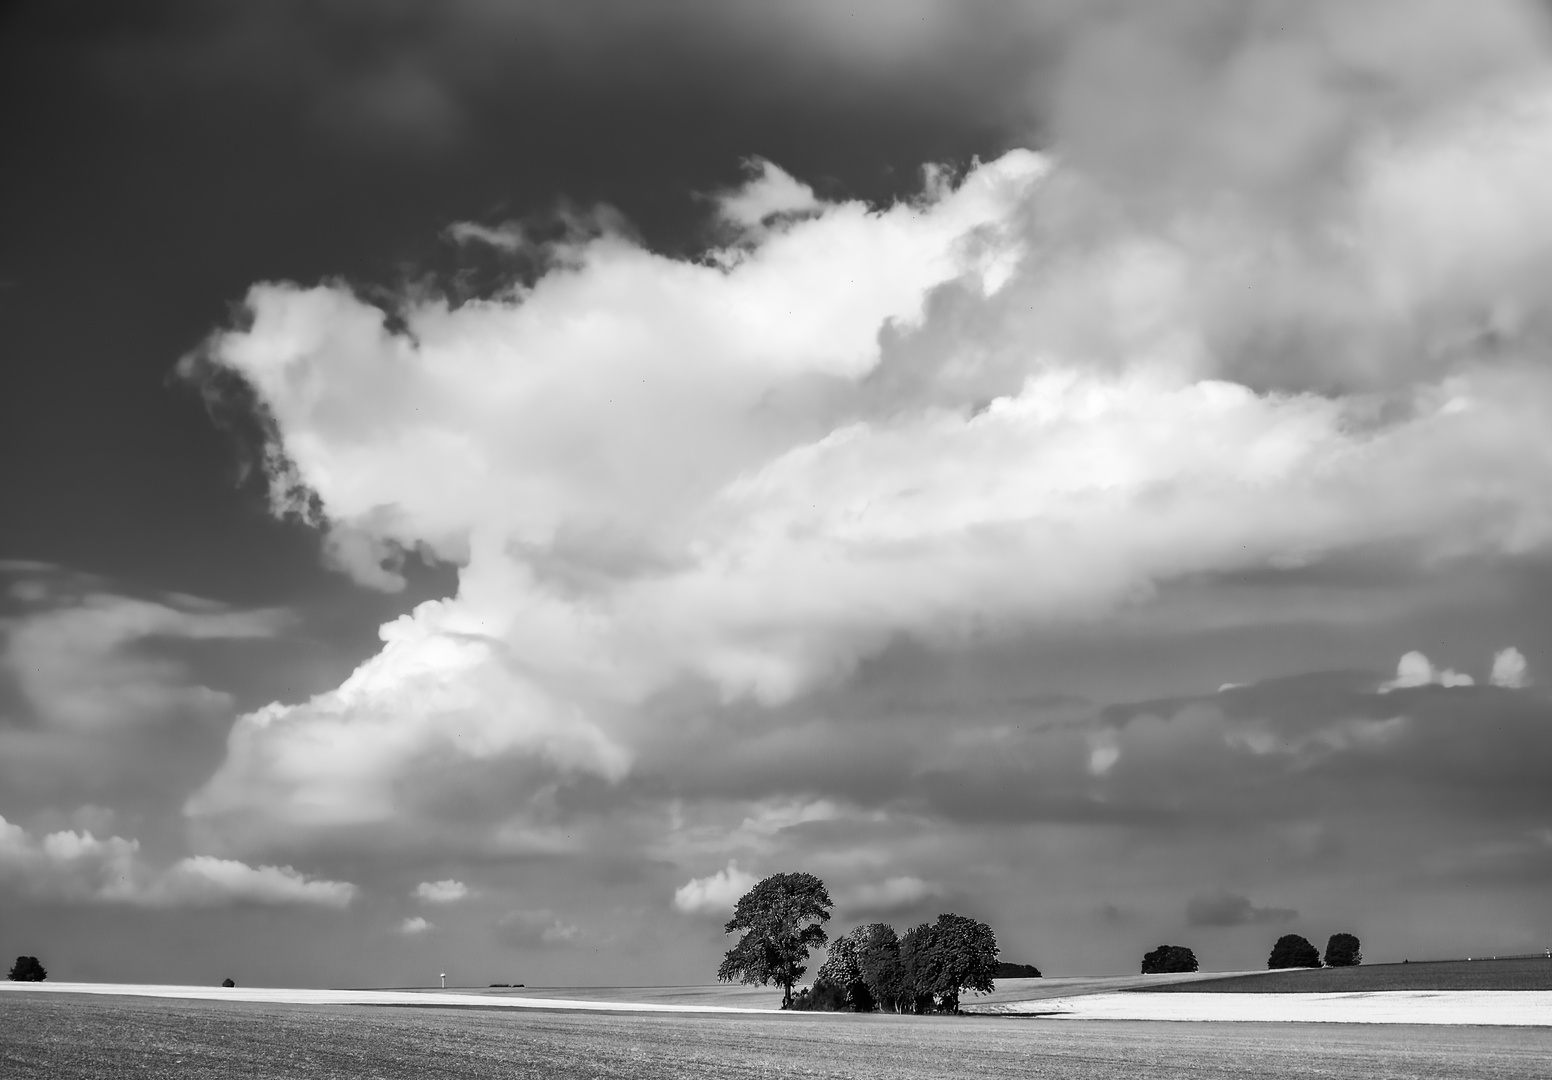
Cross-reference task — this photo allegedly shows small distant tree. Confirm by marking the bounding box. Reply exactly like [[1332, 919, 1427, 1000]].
[[1141, 944, 1198, 974], [1268, 934, 1321, 969], [1324, 933, 1362, 968], [855, 922, 908, 1013], [993, 961, 1042, 978], [221, 977, 236, 988], [717, 872, 832, 1008], [899, 913, 999, 1013], [7, 956, 47, 982]]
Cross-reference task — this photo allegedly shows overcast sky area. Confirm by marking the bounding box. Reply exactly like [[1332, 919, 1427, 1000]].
[[5, 0, 1552, 989]]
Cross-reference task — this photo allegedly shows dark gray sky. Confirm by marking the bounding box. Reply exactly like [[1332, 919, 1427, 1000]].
[[5, 0, 1552, 989]]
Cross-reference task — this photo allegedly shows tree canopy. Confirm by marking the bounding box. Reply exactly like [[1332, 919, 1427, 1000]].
[[1140, 944, 1198, 974], [7, 956, 47, 982], [899, 913, 999, 1013], [1324, 933, 1362, 968], [1267, 934, 1322, 969], [717, 871, 832, 1007]]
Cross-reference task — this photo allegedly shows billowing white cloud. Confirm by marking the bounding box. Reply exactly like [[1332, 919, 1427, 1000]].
[[0, 815, 355, 909], [1381, 651, 1475, 692], [182, 6, 1552, 861], [414, 878, 470, 904], [1491, 646, 1530, 688], [673, 861, 758, 916], [400, 915, 432, 934]]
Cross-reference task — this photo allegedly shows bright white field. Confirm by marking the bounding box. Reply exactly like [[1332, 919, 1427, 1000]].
[[6, 978, 1551, 1024], [0, 981, 778, 1013], [976, 990, 1552, 1025]]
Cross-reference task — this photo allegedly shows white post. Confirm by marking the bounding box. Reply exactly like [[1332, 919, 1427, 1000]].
[[440, 972, 447, 989]]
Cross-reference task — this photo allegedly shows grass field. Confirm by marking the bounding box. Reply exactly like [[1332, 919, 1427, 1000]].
[[1134, 958, 1552, 995], [5, 991, 1552, 1079]]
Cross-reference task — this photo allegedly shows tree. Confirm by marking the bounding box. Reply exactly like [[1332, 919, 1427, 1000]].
[[1141, 944, 1198, 974], [717, 872, 832, 1008], [7, 956, 47, 982], [817, 927, 875, 1011], [1267, 934, 1321, 969], [1324, 933, 1362, 968], [899, 913, 999, 1013], [221, 977, 236, 988], [855, 922, 908, 1013]]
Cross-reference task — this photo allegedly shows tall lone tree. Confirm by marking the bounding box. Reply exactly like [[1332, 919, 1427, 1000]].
[[1141, 944, 1199, 974], [899, 913, 999, 1013], [717, 872, 832, 1008], [1324, 933, 1362, 967], [1267, 934, 1322, 969], [7, 956, 47, 982]]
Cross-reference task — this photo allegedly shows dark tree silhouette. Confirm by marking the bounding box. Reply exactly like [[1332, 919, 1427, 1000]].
[[221, 977, 236, 988], [1267, 934, 1322, 969], [1141, 944, 1199, 974], [856, 922, 908, 1013], [817, 927, 875, 1011], [717, 872, 832, 1008], [1324, 933, 1362, 967], [993, 961, 1042, 978], [899, 913, 999, 1013], [7, 956, 47, 982]]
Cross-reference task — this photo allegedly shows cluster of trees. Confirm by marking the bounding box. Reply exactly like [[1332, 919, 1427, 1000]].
[[1270, 932, 1362, 969], [715, 872, 1009, 1013], [7, 956, 47, 982]]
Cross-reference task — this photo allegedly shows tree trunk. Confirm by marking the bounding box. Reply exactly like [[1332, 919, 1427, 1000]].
[[782, 979, 792, 1008]]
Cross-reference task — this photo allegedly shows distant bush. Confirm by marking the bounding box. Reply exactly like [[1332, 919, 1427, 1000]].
[[1268, 934, 1321, 969], [7, 956, 47, 982], [993, 961, 1042, 978], [1141, 945, 1198, 974], [221, 978, 236, 988], [1324, 933, 1361, 967], [787, 977, 850, 1011]]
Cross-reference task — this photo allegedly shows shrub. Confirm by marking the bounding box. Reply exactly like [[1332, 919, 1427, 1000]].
[[787, 977, 850, 1011], [1324, 933, 1362, 967], [1267, 934, 1321, 969], [7, 956, 47, 982], [1140, 945, 1198, 974]]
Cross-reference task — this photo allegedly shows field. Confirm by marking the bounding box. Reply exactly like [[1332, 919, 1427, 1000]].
[[1133, 958, 1552, 995], [5, 991, 1552, 1079]]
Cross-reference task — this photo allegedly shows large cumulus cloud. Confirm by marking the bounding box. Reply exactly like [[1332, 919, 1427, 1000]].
[[179, 0, 1552, 938]]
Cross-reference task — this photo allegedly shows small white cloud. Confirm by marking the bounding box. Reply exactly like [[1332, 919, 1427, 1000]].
[[717, 158, 822, 229], [846, 876, 942, 914], [1380, 651, 1474, 693], [1087, 731, 1121, 775], [444, 220, 527, 252], [1491, 646, 1529, 689], [414, 879, 470, 904], [495, 908, 580, 946], [400, 916, 432, 934], [672, 860, 757, 916]]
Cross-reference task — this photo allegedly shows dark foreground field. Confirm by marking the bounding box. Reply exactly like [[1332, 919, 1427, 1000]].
[[4, 992, 1551, 1080], [1137, 957, 1552, 995]]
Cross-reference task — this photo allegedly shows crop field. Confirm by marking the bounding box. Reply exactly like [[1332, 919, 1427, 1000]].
[[5, 991, 1552, 1079], [1136, 958, 1552, 995]]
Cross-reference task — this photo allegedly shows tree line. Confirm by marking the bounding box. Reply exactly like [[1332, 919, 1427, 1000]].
[[1139, 932, 1361, 974]]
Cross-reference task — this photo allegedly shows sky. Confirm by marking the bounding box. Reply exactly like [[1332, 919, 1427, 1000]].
[[4, 0, 1552, 989]]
